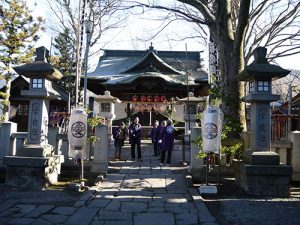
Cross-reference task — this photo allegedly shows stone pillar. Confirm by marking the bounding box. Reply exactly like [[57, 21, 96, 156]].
[[290, 131, 300, 181], [250, 103, 271, 151], [190, 127, 203, 183], [0, 122, 17, 167], [48, 127, 61, 154], [91, 125, 108, 173], [27, 99, 50, 145]]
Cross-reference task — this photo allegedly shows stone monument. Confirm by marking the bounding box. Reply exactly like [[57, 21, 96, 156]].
[[236, 47, 292, 197], [3, 46, 64, 188]]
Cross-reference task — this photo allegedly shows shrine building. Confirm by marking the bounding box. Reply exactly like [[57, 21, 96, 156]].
[[85, 44, 209, 129]]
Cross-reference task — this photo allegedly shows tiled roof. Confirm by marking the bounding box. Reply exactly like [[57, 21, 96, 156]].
[[87, 47, 208, 84]]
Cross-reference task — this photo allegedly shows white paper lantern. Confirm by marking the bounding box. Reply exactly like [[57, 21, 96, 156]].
[[201, 105, 223, 153], [68, 105, 88, 159]]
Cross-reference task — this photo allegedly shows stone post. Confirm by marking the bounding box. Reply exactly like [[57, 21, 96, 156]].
[[289, 131, 300, 181], [190, 127, 203, 183], [0, 122, 17, 167], [48, 127, 61, 154], [91, 125, 108, 173]]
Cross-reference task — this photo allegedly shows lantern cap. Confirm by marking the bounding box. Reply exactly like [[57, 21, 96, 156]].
[[13, 46, 63, 80], [178, 92, 206, 103], [237, 47, 290, 82], [95, 92, 121, 103]]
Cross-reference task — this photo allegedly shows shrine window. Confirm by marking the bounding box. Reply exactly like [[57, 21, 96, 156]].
[[257, 81, 269, 92], [101, 103, 111, 112], [249, 81, 255, 93], [32, 78, 43, 89]]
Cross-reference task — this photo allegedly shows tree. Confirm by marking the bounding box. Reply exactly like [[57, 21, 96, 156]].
[[126, 0, 300, 133], [46, 0, 128, 105], [273, 70, 300, 103], [51, 27, 77, 97], [0, 0, 43, 121]]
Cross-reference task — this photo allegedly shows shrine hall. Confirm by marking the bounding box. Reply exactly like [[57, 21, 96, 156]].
[[85, 44, 209, 128]]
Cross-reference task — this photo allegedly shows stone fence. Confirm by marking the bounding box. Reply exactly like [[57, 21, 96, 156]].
[[271, 131, 300, 181], [0, 123, 76, 167], [0, 122, 188, 170]]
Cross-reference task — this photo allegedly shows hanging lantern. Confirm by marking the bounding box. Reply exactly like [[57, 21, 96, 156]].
[[141, 95, 146, 102], [134, 103, 139, 111], [154, 95, 160, 102], [140, 104, 146, 111], [161, 96, 167, 102], [147, 95, 153, 102], [160, 105, 166, 112], [147, 104, 153, 111], [132, 95, 138, 102]]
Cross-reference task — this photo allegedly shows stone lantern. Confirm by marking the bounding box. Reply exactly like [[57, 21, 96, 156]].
[[3, 46, 64, 188], [236, 47, 292, 197], [239, 47, 290, 152], [95, 91, 120, 141], [178, 92, 206, 180], [178, 92, 206, 134]]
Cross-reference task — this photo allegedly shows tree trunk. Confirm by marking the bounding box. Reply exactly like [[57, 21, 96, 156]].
[[3, 78, 12, 121], [211, 0, 247, 133]]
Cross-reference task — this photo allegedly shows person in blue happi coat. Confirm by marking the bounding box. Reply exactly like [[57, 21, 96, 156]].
[[128, 117, 142, 161], [159, 119, 175, 166], [157, 120, 167, 159]]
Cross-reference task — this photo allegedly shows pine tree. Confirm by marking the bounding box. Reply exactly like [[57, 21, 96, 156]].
[[52, 28, 76, 96], [0, 0, 43, 121]]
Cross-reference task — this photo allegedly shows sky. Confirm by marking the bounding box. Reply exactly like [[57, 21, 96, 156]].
[[28, 0, 300, 71]]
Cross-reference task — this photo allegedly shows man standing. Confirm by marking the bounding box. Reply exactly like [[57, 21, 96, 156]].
[[158, 120, 167, 158], [150, 120, 160, 156], [159, 119, 175, 166], [113, 122, 127, 161], [128, 117, 142, 161]]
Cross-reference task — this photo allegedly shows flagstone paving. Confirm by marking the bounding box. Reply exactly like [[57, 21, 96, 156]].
[[0, 143, 217, 225]]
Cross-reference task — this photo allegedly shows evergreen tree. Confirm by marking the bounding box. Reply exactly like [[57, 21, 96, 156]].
[[53, 28, 76, 77], [51, 27, 77, 102], [0, 0, 43, 121]]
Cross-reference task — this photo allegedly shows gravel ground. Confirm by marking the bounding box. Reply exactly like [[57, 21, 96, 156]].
[[0, 185, 83, 207], [202, 179, 300, 225]]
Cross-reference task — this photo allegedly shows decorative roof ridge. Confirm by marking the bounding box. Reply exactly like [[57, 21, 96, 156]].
[[100, 48, 202, 60], [120, 51, 184, 75]]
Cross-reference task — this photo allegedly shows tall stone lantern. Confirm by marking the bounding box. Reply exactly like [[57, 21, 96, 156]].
[[3, 46, 64, 188], [236, 47, 292, 197]]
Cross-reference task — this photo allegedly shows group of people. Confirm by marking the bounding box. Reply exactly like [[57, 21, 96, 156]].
[[112, 117, 175, 166]]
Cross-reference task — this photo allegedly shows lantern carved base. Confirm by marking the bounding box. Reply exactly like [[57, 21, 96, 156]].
[[234, 152, 292, 197], [3, 154, 64, 188]]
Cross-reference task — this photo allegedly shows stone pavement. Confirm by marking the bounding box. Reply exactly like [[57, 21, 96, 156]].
[[0, 143, 217, 225]]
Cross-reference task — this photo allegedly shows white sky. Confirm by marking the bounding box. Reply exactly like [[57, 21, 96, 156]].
[[28, 0, 300, 71]]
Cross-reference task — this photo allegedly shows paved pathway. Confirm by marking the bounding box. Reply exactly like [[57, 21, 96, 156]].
[[0, 143, 217, 225]]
